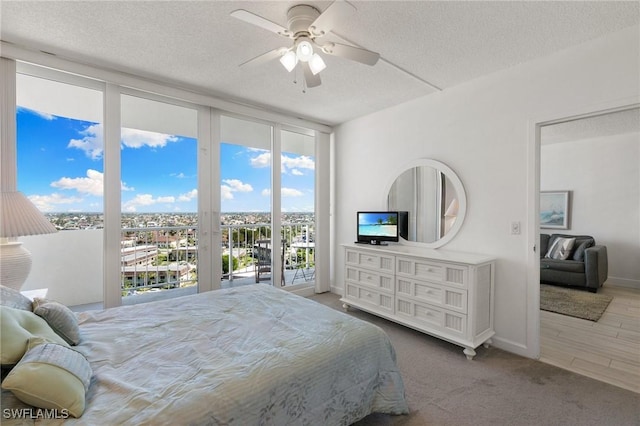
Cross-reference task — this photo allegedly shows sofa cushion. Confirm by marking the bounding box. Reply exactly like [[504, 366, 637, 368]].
[[572, 241, 592, 261], [545, 236, 576, 260], [540, 234, 551, 258], [541, 258, 585, 273]]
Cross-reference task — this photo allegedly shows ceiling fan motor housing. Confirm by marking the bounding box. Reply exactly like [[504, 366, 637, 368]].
[[287, 5, 320, 37]]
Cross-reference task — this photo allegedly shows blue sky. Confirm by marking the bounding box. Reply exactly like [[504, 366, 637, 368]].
[[17, 108, 315, 213]]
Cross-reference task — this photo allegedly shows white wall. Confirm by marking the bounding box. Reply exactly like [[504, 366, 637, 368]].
[[21, 230, 103, 306], [333, 25, 639, 358], [541, 132, 640, 288]]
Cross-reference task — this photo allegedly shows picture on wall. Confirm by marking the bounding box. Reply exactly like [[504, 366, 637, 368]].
[[540, 191, 571, 229]]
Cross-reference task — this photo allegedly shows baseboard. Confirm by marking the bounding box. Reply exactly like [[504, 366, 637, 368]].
[[330, 284, 343, 296], [605, 277, 640, 289]]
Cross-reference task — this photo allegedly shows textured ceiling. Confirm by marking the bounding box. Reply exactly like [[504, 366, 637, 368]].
[[541, 108, 640, 145], [1, 1, 639, 126]]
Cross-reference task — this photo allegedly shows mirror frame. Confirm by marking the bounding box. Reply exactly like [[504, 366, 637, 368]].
[[383, 158, 467, 249]]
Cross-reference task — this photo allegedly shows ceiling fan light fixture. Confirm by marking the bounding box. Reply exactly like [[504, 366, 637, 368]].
[[309, 53, 326, 75], [296, 39, 313, 62], [280, 50, 298, 72]]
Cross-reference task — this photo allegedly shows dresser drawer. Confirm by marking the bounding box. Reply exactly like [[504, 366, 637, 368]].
[[344, 283, 394, 314], [396, 256, 469, 288], [396, 277, 467, 314], [346, 266, 394, 293], [345, 249, 395, 274], [396, 296, 467, 338]]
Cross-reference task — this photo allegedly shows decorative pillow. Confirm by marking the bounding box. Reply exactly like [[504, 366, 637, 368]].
[[0, 306, 68, 366], [572, 241, 589, 261], [32, 299, 80, 345], [545, 237, 576, 260], [1, 338, 92, 418], [0, 285, 33, 311]]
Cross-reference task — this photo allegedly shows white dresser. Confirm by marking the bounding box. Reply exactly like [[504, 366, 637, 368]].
[[340, 243, 495, 360]]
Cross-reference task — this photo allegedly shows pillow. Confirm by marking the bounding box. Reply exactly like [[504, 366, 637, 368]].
[[0, 306, 69, 366], [0, 285, 33, 311], [545, 237, 576, 260], [572, 241, 590, 261], [1, 338, 92, 418], [32, 299, 80, 345]]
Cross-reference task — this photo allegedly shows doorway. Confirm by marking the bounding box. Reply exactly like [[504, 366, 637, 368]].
[[536, 106, 640, 392]]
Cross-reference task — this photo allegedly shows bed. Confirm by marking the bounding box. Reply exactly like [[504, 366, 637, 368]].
[[1, 284, 408, 425]]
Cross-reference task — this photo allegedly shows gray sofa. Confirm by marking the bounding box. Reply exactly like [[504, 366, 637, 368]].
[[540, 233, 608, 293]]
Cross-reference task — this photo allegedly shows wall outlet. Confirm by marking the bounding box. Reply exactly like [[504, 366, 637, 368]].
[[510, 221, 521, 235]]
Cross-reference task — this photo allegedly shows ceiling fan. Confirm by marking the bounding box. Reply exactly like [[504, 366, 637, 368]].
[[230, 1, 380, 89]]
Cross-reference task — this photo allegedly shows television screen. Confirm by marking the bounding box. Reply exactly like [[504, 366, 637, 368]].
[[357, 211, 399, 244]]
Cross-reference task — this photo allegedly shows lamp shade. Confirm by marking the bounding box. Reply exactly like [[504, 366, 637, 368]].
[[1, 191, 57, 238], [280, 50, 298, 72], [309, 53, 326, 75]]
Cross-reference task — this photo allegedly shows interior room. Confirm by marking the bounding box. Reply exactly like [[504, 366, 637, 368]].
[[1, 1, 638, 424]]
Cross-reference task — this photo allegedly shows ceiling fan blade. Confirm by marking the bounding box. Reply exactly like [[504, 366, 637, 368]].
[[230, 9, 291, 37], [321, 42, 380, 66], [309, 0, 356, 37], [303, 63, 322, 88], [239, 47, 288, 67]]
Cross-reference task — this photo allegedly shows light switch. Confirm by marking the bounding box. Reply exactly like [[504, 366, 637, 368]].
[[511, 221, 521, 235]]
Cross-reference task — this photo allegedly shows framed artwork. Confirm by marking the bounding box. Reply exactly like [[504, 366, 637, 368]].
[[540, 191, 571, 229]]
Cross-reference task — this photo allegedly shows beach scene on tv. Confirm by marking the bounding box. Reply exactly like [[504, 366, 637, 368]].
[[358, 212, 398, 237]]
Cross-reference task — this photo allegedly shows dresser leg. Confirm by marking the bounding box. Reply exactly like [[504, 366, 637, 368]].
[[463, 347, 476, 360], [483, 338, 492, 349], [342, 303, 350, 310]]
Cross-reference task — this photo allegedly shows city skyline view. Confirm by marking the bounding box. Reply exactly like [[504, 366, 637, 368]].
[[17, 107, 315, 214]]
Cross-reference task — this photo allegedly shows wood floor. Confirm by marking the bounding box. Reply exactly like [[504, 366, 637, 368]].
[[540, 284, 640, 393]]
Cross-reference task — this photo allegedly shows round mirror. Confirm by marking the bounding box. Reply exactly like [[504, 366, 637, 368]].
[[385, 159, 467, 249]]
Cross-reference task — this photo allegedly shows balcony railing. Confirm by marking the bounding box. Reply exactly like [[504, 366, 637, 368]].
[[120, 222, 315, 297]]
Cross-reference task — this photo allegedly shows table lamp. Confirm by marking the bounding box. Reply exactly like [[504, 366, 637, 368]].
[[0, 191, 57, 290]]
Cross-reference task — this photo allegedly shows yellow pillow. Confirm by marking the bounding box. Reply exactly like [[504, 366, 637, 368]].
[[1, 338, 92, 418], [0, 306, 68, 365]]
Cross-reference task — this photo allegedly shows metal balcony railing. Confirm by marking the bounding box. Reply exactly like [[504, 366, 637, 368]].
[[120, 222, 315, 297]]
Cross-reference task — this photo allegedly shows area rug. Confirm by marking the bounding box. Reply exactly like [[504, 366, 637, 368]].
[[540, 284, 613, 321]]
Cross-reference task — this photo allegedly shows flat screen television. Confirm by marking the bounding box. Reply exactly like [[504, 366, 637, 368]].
[[356, 211, 400, 245]]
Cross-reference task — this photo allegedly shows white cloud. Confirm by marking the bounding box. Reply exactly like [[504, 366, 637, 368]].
[[178, 189, 197, 202], [50, 169, 133, 196], [28, 193, 83, 212], [221, 185, 234, 200], [250, 152, 271, 168], [282, 155, 314, 171], [282, 187, 304, 197], [262, 188, 304, 197], [122, 193, 176, 212], [68, 123, 103, 160], [223, 179, 253, 192], [121, 128, 178, 149], [67, 124, 178, 159], [250, 152, 315, 175]]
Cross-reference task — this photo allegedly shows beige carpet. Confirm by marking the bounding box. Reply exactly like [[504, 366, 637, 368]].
[[310, 292, 639, 426], [540, 284, 613, 321]]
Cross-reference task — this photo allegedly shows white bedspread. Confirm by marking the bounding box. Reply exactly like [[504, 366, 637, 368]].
[[3, 285, 408, 425]]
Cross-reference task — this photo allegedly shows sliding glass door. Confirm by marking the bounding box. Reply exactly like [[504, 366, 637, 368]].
[[120, 92, 198, 304], [219, 115, 275, 286]]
